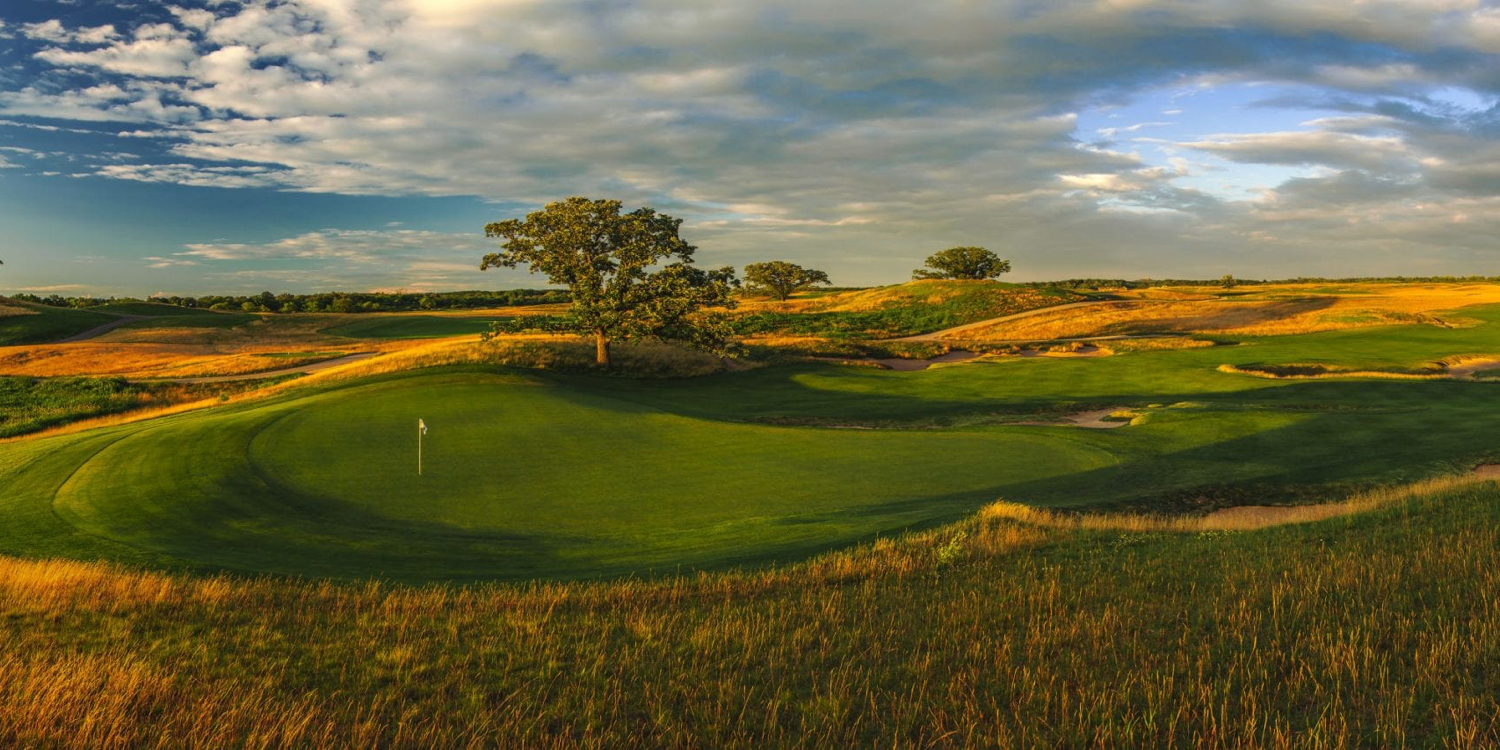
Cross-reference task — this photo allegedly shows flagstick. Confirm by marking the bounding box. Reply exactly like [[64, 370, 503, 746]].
[[418, 420, 423, 477]]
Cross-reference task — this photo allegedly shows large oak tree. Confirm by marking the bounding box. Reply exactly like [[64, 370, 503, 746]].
[[912, 246, 1011, 280], [481, 197, 737, 366], [743, 261, 831, 301]]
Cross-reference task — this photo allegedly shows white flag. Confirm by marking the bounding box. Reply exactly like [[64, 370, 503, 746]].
[[419, 419, 428, 435]]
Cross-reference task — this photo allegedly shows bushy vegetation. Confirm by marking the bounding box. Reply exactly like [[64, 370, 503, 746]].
[[13, 289, 568, 314], [0, 478, 1494, 745], [0, 377, 143, 437]]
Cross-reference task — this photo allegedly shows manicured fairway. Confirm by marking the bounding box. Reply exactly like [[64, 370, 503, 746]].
[[3, 303, 1500, 582], [323, 315, 513, 339]]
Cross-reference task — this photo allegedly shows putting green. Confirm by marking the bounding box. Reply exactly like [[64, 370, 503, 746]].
[[13, 370, 1113, 581]]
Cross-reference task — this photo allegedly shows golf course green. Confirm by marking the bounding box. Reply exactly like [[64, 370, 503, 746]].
[[4, 303, 1500, 582]]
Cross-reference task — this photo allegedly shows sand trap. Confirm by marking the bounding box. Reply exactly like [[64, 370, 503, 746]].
[[1018, 345, 1108, 358], [1016, 407, 1133, 429], [1447, 359, 1500, 378], [869, 350, 982, 371], [1475, 464, 1500, 479]]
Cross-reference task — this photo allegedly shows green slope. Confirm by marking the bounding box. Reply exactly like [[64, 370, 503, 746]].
[[0, 302, 115, 345], [4, 303, 1500, 582]]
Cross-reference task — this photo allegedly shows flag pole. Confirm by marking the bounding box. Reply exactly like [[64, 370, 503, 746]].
[[418, 419, 423, 476]]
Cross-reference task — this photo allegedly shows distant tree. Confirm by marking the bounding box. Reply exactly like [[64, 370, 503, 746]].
[[481, 197, 738, 366], [1220, 274, 1238, 289], [743, 261, 831, 301], [912, 246, 1011, 280]]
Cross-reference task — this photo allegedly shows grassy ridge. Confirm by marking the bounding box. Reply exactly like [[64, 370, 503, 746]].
[[733, 281, 1086, 337], [0, 479, 1494, 745], [0, 302, 114, 345]]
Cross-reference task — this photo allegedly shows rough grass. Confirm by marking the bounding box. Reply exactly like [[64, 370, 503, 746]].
[[0, 477, 1496, 745], [733, 280, 1085, 338], [954, 283, 1500, 341]]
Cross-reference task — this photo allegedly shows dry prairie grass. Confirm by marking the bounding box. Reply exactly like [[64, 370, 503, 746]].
[[0, 473, 1496, 745], [952, 283, 1500, 340], [984, 474, 1484, 532]]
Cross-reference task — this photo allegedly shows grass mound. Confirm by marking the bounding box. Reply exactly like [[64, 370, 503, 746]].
[[733, 280, 1085, 338], [0, 301, 114, 346]]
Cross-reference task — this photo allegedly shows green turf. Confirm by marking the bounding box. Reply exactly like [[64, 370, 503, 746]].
[[120, 311, 256, 329], [322, 315, 515, 339], [4, 304, 1500, 582], [0, 302, 115, 345], [89, 301, 205, 316]]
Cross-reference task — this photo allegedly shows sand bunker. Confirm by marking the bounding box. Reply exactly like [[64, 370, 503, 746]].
[[870, 349, 981, 371], [1446, 359, 1500, 379], [1015, 407, 1133, 429], [1474, 464, 1500, 479]]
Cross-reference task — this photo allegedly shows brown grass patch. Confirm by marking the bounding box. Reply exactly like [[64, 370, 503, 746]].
[[950, 283, 1500, 340]]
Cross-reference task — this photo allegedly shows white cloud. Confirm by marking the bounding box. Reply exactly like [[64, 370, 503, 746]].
[[5, 0, 1500, 280]]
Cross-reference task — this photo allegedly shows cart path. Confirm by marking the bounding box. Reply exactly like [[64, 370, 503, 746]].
[[57, 314, 149, 343]]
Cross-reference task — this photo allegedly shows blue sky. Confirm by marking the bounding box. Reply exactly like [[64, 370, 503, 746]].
[[2, 1, 1500, 296]]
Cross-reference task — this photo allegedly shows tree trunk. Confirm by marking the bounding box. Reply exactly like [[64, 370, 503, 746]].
[[594, 330, 611, 366]]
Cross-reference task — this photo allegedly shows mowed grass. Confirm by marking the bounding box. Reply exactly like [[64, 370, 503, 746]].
[[0, 301, 114, 345], [5, 370, 1110, 581], [322, 315, 514, 339], [0, 478, 1495, 745], [6, 302, 1500, 579]]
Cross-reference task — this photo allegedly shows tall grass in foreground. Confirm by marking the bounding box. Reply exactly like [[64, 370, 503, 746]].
[[1, 477, 1497, 746]]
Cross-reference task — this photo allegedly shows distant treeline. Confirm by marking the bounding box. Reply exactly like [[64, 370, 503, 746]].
[[13, 289, 569, 314], [1030, 275, 1500, 290]]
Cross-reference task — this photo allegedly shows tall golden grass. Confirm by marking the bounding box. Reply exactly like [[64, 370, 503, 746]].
[[952, 283, 1500, 341], [0, 474, 1496, 745]]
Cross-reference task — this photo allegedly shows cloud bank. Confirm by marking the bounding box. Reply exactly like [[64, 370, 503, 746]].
[[4, 0, 1500, 284]]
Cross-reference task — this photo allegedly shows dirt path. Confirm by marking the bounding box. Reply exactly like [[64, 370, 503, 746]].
[[889, 299, 1117, 342], [130, 352, 380, 384], [58, 314, 148, 343]]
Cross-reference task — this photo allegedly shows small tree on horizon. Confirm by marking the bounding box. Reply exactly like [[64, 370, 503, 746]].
[[481, 197, 738, 366], [743, 261, 831, 301], [1220, 274, 1238, 289], [912, 246, 1011, 281]]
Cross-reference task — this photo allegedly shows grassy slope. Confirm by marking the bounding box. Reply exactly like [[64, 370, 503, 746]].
[[0, 480, 1495, 745], [0, 302, 114, 345], [4, 305, 1500, 580], [88, 301, 204, 317], [322, 315, 514, 339], [733, 280, 1087, 337]]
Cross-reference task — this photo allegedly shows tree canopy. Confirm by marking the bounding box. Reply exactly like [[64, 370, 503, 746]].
[[742, 261, 831, 301], [481, 197, 737, 365], [912, 246, 1011, 281]]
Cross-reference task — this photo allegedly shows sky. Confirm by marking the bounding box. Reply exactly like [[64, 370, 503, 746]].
[[1, 1, 1500, 296]]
